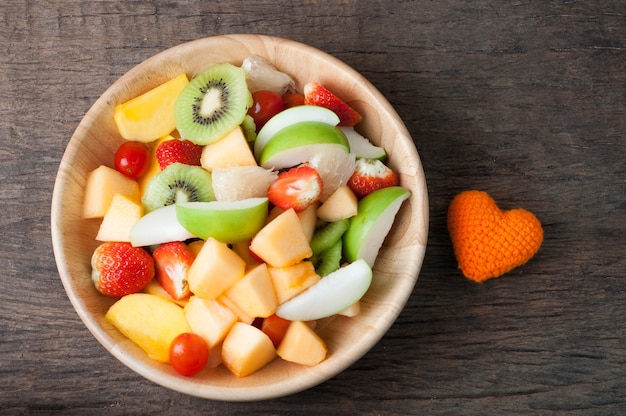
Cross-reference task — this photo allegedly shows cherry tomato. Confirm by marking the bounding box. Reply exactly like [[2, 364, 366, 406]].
[[169, 332, 209, 377], [282, 92, 305, 109], [247, 90, 284, 131], [261, 314, 292, 348], [114, 141, 150, 179]]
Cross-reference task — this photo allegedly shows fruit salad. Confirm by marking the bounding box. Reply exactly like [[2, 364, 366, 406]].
[[84, 55, 410, 378]]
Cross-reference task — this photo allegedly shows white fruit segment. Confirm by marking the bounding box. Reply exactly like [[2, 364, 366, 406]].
[[254, 105, 340, 159], [211, 166, 277, 202], [276, 258, 373, 321], [339, 127, 387, 160], [261, 143, 348, 171], [242, 55, 295, 95], [129, 204, 195, 247], [343, 186, 411, 267]]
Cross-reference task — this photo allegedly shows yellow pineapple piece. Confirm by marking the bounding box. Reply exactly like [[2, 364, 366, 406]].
[[267, 261, 320, 304], [114, 74, 189, 142], [96, 193, 143, 242], [138, 134, 175, 197], [187, 237, 246, 300], [83, 165, 139, 219], [316, 185, 358, 222], [277, 320, 327, 366], [105, 293, 191, 363], [200, 126, 257, 171], [144, 280, 188, 307], [223, 263, 278, 319], [221, 322, 276, 377], [249, 208, 313, 267], [184, 296, 238, 348]]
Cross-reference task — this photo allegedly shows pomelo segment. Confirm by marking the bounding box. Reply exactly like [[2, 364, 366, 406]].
[[176, 198, 269, 243], [343, 186, 411, 267]]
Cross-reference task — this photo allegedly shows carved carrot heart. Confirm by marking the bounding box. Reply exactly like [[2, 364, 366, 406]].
[[447, 190, 543, 282]]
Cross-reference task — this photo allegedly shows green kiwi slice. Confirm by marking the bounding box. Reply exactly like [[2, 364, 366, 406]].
[[142, 163, 215, 212], [310, 218, 350, 255], [174, 63, 252, 145], [311, 239, 343, 277]]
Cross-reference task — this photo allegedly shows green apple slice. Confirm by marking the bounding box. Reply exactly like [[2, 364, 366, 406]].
[[275, 258, 372, 321], [130, 204, 196, 247], [339, 127, 387, 160], [343, 186, 411, 267], [254, 105, 340, 159], [176, 197, 269, 243], [259, 121, 350, 169]]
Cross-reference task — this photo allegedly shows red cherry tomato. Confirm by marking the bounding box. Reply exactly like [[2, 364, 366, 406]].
[[169, 333, 209, 377], [247, 90, 284, 131], [114, 141, 150, 179], [261, 314, 292, 348], [282, 92, 305, 109]]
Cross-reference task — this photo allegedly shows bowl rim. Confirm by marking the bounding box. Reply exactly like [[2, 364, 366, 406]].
[[51, 34, 429, 401]]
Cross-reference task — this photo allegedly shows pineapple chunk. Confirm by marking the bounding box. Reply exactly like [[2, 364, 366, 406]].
[[249, 209, 313, 267], [83, 165, 139, 219], [96, 193, 143, 242], [187, 237, 246, 300], [144, 280, 188, 307], [223, 263, 278, 319], [114, 74, 189, 142], [316, 185, 358, 222], [105, 293, 191, 363], [267, 261, 320, 304], [184, 296, 237, 348], [221, 322, 276, 377], [138, 134, 175, 197], [200, 126, 257, 171], [277, 320, 327, 366]]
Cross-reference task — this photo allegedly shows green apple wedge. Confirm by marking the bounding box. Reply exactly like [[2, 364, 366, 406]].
[[129, 204, 196, 247], [343, 186, 411, 267], [259, 121, 350, 169], [276, 258, 372, 321], [254, 105, 340, 159], [176, 197, 269, 243], [339, 127, 387, 160]]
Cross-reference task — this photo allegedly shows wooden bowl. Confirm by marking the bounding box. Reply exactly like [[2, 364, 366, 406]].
[[51, 34, 428, 401]]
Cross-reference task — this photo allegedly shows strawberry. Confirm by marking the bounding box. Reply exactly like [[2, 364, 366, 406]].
[[347, 158, 399, 198], [155, 139, 203, 170], [91, 242, 155, 298], [152, 241, 195, 301], [303, 81, 362, 127], [267, 165, 323, 212]]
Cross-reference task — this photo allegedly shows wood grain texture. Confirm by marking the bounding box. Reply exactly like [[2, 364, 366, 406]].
[[1, 0, 625, 414]]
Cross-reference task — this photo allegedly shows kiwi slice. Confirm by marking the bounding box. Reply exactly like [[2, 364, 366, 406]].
[[311, 239, 343, 277], [310, 218, 350, 255], [142, 163, 215, 212], [174, 63, 252, 145]]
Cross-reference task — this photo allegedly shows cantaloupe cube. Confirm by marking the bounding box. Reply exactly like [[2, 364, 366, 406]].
[[231, 239, 261, 267], [187, 237, 246, 300], [316, 185, 358, 222], [338, 300, 361, 317], [200, 126, 257, 171], [267, 261, 320, 304], [223, 263, 278, 319], [217, 296, 255, 324], [184, 296, 238, 348], [221, 322, 276, 377], [277, 320, 327, 366], [144, 280, 188, 307], [249, 209, 313, 267], [114, 73, 189, 142], [105, 293, 191, 363], [186, 239, 204, 256], [298, 202, 319, 242], [96, 193, 143, 242], [83, 165, 140, 219]]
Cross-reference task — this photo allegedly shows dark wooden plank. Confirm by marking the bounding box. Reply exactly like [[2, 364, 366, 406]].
[[1, 0, 624, 414]]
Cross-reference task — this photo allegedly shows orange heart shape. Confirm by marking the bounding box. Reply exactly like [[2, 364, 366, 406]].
[[447, 190, 543, 282]]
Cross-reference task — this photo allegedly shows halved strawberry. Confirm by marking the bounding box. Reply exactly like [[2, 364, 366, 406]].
[[155, 139, 203, 170], [152, 241, 195, 300], [267, 165, 323, 212], [303, 81, 362, 127], [347, 158, 399, 198], [91, 242, 155, 298]]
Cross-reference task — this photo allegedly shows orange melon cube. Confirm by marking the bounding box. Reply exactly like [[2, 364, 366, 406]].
[[184, 296, 238, 348], [187, 237, 246, 300], [267, 261, 320, 304], [221, 322, 276, 377], [249, 208, 313, 267], [223, 263, 278, 319], [82, 165, 139, 219], [96, 193, 143, 242], [200, 126, 257, 171], [277, 320, 327, 366], [316, 185, 358, 222]]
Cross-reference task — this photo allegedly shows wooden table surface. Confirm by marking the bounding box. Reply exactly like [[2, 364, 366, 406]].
[[2, 1, 625, 414]]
